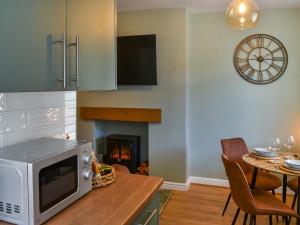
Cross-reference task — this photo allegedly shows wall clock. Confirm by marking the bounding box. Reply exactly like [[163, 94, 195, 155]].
[[234, 34, 288, 84]]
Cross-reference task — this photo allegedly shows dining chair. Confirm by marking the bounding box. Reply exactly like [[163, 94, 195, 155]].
[[287, 178, 298, 209], [222, 154, 298, 225], [221, 138, 282, 216]]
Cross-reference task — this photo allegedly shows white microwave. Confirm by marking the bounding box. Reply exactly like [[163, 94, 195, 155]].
[[0, 138, 93, 225]]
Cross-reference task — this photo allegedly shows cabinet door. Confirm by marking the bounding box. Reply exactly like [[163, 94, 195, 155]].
[[0, 0, 67, 92], [131, 192, 160, 225], [67, 0, 117, 91]]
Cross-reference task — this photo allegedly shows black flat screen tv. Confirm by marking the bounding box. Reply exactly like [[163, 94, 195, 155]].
[[117, 34, 157, 85]]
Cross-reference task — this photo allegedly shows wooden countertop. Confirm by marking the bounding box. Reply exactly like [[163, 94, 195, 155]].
[[0, 172, 163, 225]]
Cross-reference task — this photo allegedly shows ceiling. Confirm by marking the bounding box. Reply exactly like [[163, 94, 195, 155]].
[[118, 0, 300, 13]]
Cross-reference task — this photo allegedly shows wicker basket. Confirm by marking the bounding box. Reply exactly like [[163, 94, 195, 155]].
[[92, 166, 116, 188]]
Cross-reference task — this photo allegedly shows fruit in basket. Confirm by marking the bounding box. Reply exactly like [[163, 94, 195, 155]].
[[98, 164, 113, 176]]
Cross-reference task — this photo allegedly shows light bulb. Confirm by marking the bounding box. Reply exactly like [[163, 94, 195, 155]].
[[226, 0, 260, 30], [238, 3, 246, 13]]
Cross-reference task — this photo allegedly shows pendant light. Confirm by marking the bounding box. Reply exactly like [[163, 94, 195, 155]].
[[226, 0, 260, 30]]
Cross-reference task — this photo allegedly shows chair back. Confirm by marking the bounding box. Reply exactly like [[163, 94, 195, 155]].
[[222, 154, 257, 214], [221, 137, 252, 173]]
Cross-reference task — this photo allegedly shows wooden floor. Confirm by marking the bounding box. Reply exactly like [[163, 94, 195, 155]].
[[160, 184, 296, 225]]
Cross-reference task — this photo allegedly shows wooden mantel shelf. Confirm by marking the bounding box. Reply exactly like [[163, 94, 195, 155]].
[[80, 107, 162, 123]]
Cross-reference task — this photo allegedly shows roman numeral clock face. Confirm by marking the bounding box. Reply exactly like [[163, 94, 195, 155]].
[[234, 34, 288, 84]]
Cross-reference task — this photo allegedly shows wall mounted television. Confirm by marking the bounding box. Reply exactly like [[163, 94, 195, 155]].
[[117, 34, 157, 85]]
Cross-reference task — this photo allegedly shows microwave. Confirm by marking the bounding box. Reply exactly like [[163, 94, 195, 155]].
[[0, 138, 93, 225]]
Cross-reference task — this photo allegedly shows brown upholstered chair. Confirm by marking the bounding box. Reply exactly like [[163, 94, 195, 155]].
[[287, 178, 298, 209], [221, 138, 282, 216], [222, 154, 298, 225]]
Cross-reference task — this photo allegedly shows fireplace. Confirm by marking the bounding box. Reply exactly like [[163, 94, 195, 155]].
[[105, 134, 141, 173]]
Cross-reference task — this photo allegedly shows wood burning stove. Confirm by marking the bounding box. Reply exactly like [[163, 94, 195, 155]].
[[105, 134, 140, 173]]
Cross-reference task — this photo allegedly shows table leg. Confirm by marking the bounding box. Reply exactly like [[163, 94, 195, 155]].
[[297, 177, 300, 225], [250, 168, 258, 188], [282, 175, 287, 203]]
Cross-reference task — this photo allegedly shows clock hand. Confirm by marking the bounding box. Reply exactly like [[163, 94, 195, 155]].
[[259, 47, 262, 57], [259, 61, 262, 71], [247, 54, 258, 60]]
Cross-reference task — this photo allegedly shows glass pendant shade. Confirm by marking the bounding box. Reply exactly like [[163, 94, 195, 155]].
[[226, 0, 260, 30]]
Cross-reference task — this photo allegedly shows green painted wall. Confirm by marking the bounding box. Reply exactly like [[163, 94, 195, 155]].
[[190, 8, 300, 179], [78, 7, 300, 182], [78, 8, 188, 182]]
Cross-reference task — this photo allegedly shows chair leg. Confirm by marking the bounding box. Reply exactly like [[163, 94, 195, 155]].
[[269, 215, 273, 225], [254, 215, 256, 225], [288, 193, 298, 225], [249, 215, 255, 225], [271, 190, 279, 222], [231, 208, 240, 225], [243, 213, 248, 225], [284, 216, 290, 225], [222, 192, 231, 216], [292, 193, 298, 209]]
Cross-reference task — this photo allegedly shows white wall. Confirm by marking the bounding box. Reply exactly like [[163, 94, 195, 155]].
[[78, 8, 189, 182], [189, 8, 300, 179], [0, 92, 76, 148]]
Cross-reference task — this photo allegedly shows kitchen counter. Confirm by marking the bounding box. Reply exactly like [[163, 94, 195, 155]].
[[0, 170, 163, 225]]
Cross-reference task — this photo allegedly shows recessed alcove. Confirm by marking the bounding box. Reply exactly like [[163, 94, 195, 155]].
[[94, 121, 149, 166], [80, 107, 162, 174]]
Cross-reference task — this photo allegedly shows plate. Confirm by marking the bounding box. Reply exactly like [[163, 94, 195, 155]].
[[280, 163, 300, 174], [285, 159, 300, 170], [252, 147, 278, 157]]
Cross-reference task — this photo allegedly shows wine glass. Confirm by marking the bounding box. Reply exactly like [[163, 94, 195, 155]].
[[284, 135, 296, 151], [269, 137, 281, 152]]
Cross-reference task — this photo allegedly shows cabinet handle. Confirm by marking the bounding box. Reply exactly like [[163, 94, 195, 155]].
[[69, 36, 80, 87], [63, 32, 67, 89], [53, 32, 67, 89], [138, 208, 158, 225]]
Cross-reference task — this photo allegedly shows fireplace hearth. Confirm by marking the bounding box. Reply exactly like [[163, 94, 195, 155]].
[[105, 134, 141, 173]]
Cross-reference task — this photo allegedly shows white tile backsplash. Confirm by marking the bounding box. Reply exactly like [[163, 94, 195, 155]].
[[5, 92, 47, 110], [0, 91, 76, 148], [64, 91, 77, 101], [62, 107, 77, 118], [0, 113, 3, 135], [44, 92, 66, 107], [63, 116, 76, 126], [27, 108, 61, 128], [3, 111, 26, 133], [0, 93, 5, 111], [0, 135, 4, 148], [6, 127, 47, 146]]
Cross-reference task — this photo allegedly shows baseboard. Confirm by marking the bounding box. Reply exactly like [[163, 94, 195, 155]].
[[188, 176, 229, 187], [162, 176, 295, 195], [188, 176, 294, 195], [161, 177, 228, 191], [276, 187, 294, 195], [161, 181, 190, 191]]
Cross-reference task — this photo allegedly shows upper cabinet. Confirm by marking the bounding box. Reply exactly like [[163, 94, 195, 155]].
[[0, 0, 67, 92], [0, 0, 116, 92], [67, 0, 117, 91]]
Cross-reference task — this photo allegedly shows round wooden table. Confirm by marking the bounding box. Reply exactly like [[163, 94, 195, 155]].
[[243, 152, 300, 225]]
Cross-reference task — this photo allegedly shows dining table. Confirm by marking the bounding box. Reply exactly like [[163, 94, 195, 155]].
[[243, 152, 300, 225]]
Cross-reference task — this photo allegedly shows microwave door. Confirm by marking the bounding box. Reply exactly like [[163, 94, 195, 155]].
[[29, 150, 81, 225], [39, 155, 78, 213]]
